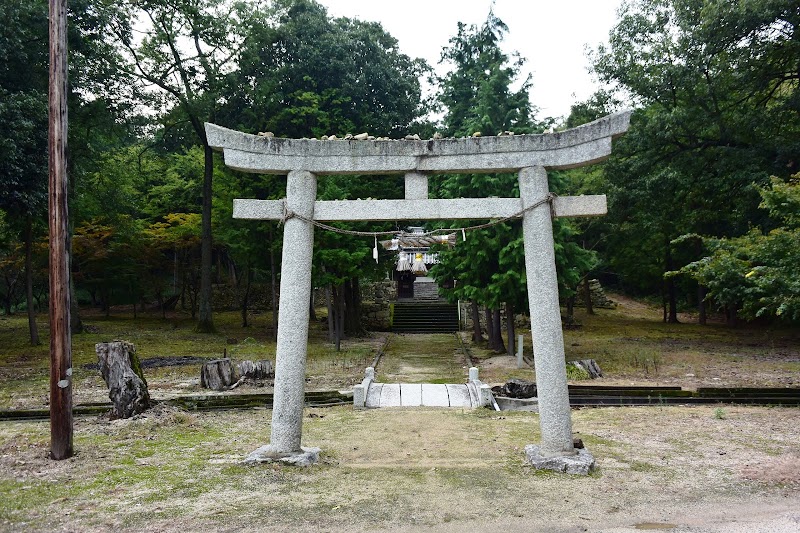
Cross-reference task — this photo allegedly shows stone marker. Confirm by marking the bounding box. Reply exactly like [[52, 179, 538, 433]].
[[96, 341, 150, 419]]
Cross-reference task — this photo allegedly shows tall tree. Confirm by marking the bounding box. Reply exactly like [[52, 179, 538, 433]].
[[592, 0, 800, 321], [0, 0, 50, 344], [105, 0, 253, 332], [230, 0, 427, 138], [228, 0, 426, 338], [432, 10, 597, 350]]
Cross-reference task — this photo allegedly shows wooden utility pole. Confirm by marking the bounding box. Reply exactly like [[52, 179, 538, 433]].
[[48, 0, 73, 460]]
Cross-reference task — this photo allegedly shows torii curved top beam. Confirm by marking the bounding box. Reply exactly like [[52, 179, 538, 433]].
[[205, 110, 631, 175]]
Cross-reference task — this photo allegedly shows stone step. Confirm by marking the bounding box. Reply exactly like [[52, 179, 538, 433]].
[[392, 301, 459, 333], [364, 383, 476, 408]]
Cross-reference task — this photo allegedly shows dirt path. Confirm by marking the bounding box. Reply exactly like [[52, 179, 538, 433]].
[[376, 333, 467, 383]]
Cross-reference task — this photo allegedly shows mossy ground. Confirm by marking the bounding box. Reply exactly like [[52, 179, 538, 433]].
[[1, 298, 799, 531], [466, 294, 800, 388], [1, 405, 798, 532], [2, 294, 800, 410]]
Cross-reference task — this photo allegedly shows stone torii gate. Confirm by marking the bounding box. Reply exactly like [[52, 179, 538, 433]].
[[206, 111, 631, 470]]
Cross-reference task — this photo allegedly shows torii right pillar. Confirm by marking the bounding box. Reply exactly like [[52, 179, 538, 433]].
[[520, 165, 595, 474]]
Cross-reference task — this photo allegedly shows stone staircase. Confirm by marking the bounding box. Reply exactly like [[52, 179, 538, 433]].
[[412, 279, 440, 300], [392, 301, 459, 333]]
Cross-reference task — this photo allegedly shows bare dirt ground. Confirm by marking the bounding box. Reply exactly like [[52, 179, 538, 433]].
[[2, 304, 800, 531], [1, 405, 799, 532]]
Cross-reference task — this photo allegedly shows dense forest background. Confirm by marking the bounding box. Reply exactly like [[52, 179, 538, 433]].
[[1, 0, 798, 347]]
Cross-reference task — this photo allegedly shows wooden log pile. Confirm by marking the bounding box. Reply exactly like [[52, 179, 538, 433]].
[[200, 358, 274, 391]]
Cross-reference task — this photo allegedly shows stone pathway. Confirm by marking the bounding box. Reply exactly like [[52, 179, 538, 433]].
[[364, 383, 479, 408]]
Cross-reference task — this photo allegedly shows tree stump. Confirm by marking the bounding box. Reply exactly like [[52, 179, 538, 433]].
[[96, 341, 151, 419], [237, 360, 273, 380], [569, 359, 603, 379], [200, 358, 240, 390]]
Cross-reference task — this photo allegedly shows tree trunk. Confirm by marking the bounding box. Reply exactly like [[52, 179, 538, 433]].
[[200, 358, 239, 391], [269, 224, 278, 340], [240, 264, 251, 328], [196, 143, 215, 333], [582, 277, 594, 315], [102, 288, 110, 317], [665, 240, 679, 323], [344, 277, 363, 336], [470, 300, 483, 343], [309, 287, 316, 321], [2, 274, 13, 315], [506, 302, 515, 357], [96, 341, 150, 419], [492, 307, 506, 353], [24, 216, 40, 346], [326, 284, 335, 342], [484, 306, 494, 347], [698, 284, 707, 325], [565, 295, 575, 326], [726, 305, 738, 328], [336, 284, 345, 351]]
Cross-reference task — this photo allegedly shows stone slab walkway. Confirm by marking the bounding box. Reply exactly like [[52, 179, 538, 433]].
[[364, 383, 478, 408]]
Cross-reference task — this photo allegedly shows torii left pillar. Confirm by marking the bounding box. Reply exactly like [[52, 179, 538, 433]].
[[244, 170, 322, 466]]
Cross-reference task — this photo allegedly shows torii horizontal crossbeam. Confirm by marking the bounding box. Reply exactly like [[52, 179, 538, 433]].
[[206, 111, 631, 174], [233, 195, 606, 221]]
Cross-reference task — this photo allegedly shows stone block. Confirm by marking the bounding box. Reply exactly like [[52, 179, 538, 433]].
[[400, 384, 422, 407], [244, 445, 321, 467], [479, 384, 494, 408], [353, 384, 366, 408], [422, 384, 450, 407], [446, 384, 472, 408], [380, 383, 401, 407], [524, 444, 595, 475], [365, 383, 383, 408]]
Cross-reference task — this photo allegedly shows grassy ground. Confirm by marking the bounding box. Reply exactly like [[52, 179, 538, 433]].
[[377, 333, 466, 384], [1, 299, 799, 531], [0, 308, 381, 410], [464, 294, 800, 388], [2, 294, 799, 410], [1, 405, 798, 532]]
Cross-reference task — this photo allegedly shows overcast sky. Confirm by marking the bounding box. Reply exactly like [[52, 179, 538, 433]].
[[317, 0, 624, 121]]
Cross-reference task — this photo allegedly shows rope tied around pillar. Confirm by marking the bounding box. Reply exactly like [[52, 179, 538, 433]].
[[277, 192, 558, 239]]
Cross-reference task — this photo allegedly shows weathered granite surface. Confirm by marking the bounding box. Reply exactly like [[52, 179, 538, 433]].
[[233, 195, 607, 221], [244, 445, 321, 467], [520, 166, 575, 456], [525, 445, 595, 475], [206, 111, 631, 174], [266, 170, 317, 454]]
